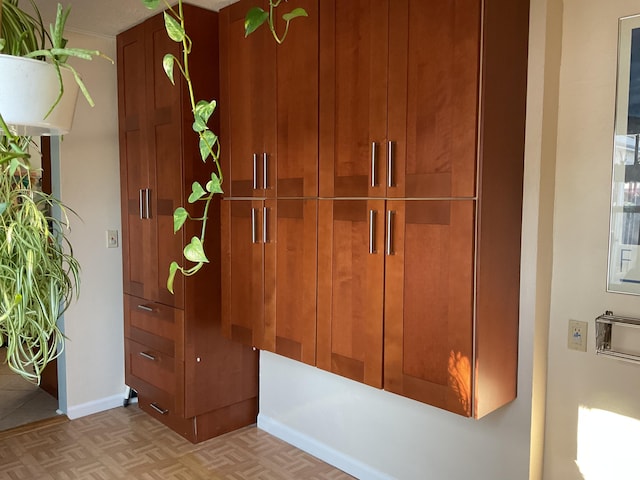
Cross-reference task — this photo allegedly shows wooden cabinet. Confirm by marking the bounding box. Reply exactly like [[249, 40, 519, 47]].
[[219, 0, 319, 363], [117, 5, 258, 443], [219, 0, 528, 418], [221, 199, 317, 365], [219, 0, 319, 199], [319, 0, 478, 199]]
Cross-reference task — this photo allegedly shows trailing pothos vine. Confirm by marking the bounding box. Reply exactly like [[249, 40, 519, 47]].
[[142, 0, 307, 293]]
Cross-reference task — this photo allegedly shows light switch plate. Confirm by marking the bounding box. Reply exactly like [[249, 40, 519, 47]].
[[106, 229, 119, 248], [568, 319, 588, 352]]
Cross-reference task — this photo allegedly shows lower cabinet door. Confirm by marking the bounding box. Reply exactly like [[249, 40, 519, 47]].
[[316, 199, 385, 388], [383, 200, 475, 416]]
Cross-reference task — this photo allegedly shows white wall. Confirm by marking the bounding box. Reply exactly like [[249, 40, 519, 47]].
[[257, 0, 556, 478], [55, 32, 125, 418], [544, 0, 640, 479]]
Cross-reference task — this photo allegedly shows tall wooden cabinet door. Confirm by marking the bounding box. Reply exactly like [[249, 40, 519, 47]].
[[146, 14, 186, 308], [221, 200, 265, 348], [319, 0, 389, 198], [275, 0, 319, 198], [264, 199, 317, 365], [219, 0, 276, 199], [317, 199, 385, 387], [118, 22, 153, 301], [384, 200, 475, 416], [387, 0, 480, 199]]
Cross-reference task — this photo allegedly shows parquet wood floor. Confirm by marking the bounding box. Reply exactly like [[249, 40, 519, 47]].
[[0, 405, 354, 479]]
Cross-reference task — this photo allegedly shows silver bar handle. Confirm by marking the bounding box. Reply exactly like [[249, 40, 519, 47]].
[[263, 152, 268, 189], [136, 304, 153, 312], [369, 209, 376, 254], [139, 189, 144, 219], [139, 351, 156, 361], [263, 206, 268, 244], [145, 188, 151, 219], [371, 142, 378, 187], [251, 208, 257, 244], [253, 153, 258, 189], [387, 141, 394, 188], [386, 210, 395, 256], [149, 403, 169, 415]]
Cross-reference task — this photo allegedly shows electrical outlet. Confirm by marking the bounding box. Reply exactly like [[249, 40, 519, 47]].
[[106, 229, 119, 248], [568, 319, 588, 352]]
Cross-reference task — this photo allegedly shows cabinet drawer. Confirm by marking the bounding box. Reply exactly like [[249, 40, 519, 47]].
[[124, 294, 184, 360], [125, 338, 184, 408], [137, 394, 196, 442]]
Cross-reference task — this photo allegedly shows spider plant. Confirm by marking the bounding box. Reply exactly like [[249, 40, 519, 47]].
[[0, 0, 108, 382]]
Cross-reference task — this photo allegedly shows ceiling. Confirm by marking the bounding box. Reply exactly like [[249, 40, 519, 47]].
[[35, 0, 237, 37]]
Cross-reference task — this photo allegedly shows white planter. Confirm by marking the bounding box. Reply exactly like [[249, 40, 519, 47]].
[[0, 53, 80, 136]]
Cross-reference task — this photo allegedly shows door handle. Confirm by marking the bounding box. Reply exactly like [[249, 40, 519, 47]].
[[386, 210, 395, 256], [371, 142, 378, 187], [263, 206, 268, 244], [139, 189, 144, 219], [251, 208, 258, 244], [369, 209, 377, 254], [387, 141, 394, 188], [263, 152, 269, 190], [145, 188, 151, 218]]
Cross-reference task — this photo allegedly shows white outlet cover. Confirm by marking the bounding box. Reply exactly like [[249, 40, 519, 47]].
[[568, 319, 588, 352]]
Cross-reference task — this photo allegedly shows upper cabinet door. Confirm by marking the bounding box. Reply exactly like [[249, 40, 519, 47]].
[[275, 0, 319, 198], [387, 0, 480, 199], [118, 23, 152, 300], [319, 0, 389, 198], [220, 0, 276, 198]]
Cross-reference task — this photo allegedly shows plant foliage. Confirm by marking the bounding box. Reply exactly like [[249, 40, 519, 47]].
[[0, 117, 80, 382], [143, 0, 306, 293]]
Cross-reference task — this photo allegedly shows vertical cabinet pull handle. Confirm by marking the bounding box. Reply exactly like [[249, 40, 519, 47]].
[[263, 152, 268, 190], [387, 141, 394, 188], [150, 403, 169, 415], [145, 189, 151, 219], [253, 153, 258, 189], [251, 208, 258, 244], [371, 142, 378, 187], [386, 210, 395, 256], [139, 351, 156, 361], [369, 209, 377, 254], [139, 189, 144, 219], [263, 206, 268, 244]]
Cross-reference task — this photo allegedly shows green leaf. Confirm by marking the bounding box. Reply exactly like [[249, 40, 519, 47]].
[[0, 39, 5, 52], [188, 182, 206, 203], [206, 173, 223, 194], [195, 100, 216, 124], [199, 130, 218, 162], [0, 203, 6, 215], [163, 54, 176, 84], [184, 237, 209, 263], [167, 261, 179, 294], [164, 12, 185, 42], [282, 7, 308, 22], [245, 7, 269, 37], [173, 207, 188, 233], [143, 0, 161, 9], [192, 116, 207, 132]]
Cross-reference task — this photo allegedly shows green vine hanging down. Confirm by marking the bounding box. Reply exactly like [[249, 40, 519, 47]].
[[142, 0, 307, 293]]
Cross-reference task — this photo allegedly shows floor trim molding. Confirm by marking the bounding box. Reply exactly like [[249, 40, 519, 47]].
[[257, 413, 393, 480], [66, 393, 125, 420]]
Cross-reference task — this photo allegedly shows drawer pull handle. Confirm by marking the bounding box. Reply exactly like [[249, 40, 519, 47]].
[[150, 403, 169, 415], [139, 351, 156, 361], [136, 304, 153, 312]]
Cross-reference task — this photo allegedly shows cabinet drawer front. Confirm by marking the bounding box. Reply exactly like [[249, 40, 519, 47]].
[[125, 338, 182, 397], [137, 394, 196, 442], [124, 294, 184, 360]]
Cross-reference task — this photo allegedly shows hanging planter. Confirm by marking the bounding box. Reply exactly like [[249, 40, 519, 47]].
[[0, 53, 79, 135]]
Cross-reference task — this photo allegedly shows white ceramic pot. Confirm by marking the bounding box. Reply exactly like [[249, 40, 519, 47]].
[[0, 53, 80, 136]]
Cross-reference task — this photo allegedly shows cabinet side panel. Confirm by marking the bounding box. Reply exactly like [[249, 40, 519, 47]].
[[474, 0, 529, 418]]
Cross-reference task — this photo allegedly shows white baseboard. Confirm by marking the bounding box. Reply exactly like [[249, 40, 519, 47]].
[[65, 393, 127, 420], [257, 413, 394, 480]]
